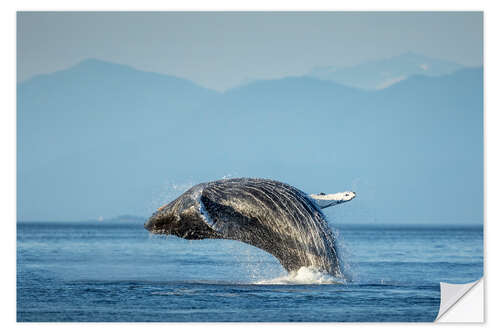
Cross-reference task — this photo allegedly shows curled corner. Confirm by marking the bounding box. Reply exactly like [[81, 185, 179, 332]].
[[435, 278, 484, 322]]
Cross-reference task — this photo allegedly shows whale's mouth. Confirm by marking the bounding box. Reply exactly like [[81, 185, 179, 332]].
[[144, 215, 173, 235], [144, 218, 156, 232], [145, 214, 222, 240], [144, 222, 173, 236], [146, 226, 171, 235]]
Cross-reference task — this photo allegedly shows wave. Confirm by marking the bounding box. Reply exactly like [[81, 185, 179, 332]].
[[255, 267, 346, 285]]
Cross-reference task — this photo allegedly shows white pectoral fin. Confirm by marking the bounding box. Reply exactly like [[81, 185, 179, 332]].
[[309, 194, 341, 209], [309, 191, 356, 209]]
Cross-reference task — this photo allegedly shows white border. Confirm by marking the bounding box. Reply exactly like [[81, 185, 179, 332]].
[[437, 279, 484, 322], [6, 0, 492, 11], [3, 1, 497, 332]]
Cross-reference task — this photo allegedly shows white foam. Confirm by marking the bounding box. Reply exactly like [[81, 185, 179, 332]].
[[255, 267, 345, 285]]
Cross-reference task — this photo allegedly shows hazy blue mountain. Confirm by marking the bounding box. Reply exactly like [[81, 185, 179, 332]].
[[17, 59, 483, 226], [307, 52, 465, 90], [18, 59, 220, 221], [99, 215, 146, 223]]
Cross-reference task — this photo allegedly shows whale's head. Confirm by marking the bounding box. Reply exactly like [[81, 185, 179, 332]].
[[144, 184, 221, 240], [144, 200, 181, 235]]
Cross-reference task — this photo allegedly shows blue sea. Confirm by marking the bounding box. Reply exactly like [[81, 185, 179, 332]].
[[17, 222, 483, 322]]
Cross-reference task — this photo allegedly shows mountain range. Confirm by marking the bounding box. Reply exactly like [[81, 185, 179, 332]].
[[17, 56, 483, 225], [307, 52, 465, 90]]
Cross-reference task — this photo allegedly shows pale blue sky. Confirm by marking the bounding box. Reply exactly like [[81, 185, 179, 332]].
[[17, 12, 483, 91]]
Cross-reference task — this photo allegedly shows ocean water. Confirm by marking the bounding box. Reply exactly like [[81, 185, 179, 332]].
[[17, 222, 483, 322]]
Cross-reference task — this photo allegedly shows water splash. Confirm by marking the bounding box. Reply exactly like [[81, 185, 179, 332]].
[[222, 172, 239, 180], [331, 226, 356, 282], [149, 179, 195, 213], [255, 267, 346, 285]]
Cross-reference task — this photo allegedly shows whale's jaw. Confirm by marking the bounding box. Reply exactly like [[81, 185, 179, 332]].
[[145, 201, 222, 240]]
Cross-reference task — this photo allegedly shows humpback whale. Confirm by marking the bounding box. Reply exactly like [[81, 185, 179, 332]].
[[144, 178, 355, 277]]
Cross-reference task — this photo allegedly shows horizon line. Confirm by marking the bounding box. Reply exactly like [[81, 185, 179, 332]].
[[16, 220, 484, 228]]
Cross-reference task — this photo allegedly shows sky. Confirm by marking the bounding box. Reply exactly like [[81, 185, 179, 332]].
[[17, 11, 483, 91]]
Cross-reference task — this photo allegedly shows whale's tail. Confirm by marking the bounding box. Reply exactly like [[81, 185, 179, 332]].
[[309, 191, 356, 209]]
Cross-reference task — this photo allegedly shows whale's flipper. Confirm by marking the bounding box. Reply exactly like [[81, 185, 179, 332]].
[[309, 191, 356, 209], [198, 179, 342, 275]]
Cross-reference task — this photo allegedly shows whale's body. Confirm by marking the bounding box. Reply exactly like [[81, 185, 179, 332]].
[[145, 178, 355, 277]]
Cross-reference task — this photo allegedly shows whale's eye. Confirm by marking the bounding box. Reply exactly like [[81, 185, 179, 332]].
[[345, 194, 350, 197]]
